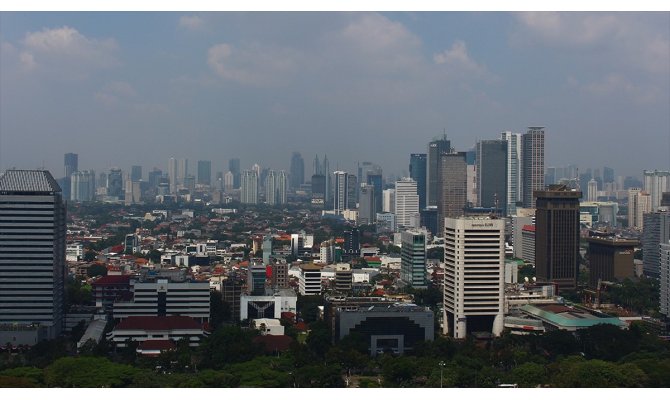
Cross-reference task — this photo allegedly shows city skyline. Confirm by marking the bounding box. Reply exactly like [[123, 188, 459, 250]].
[[1, 12, 669, 177]]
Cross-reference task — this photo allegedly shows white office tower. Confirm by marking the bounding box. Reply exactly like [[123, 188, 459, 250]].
[[661, 241, 670, 317], [265, 170, 277, 205], [383, 188, 395, 213], [628, 188, 652, 229], [0, 170, 66, 342], [277, 170, 288, 204], [643, 170, 670, 211], [241, 169, 259, 204], [501, 131, 522, 215], [587, 179, 598, 202], [395, 178, 419, 230], [443, 216, 505, 339], [223, 171, 234, 192], [70, 170, 96, 202], [334, 171, 348, 214]]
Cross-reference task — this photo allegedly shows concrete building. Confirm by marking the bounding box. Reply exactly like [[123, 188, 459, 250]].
[[299, 264, 322, 296], [535, 185, 581, 290], [394, 178, 419, 230], [642, 211, 670, 278], [241, 169, 259, 204], [409, 153, 427, 211], [501, 131, 522, 216], [358, 183, 376, 225], [334, 171, 348, 214], [511, 215, 533, 260], [197, 160, 211, 186], [400, 230, 427, 288], [70, 170, 96, 202], [660, 241, 670, 317], [265, 170, 277, 205], [443, 216, 505, 339], [628, 189, 652, 229], [0, 170, 66, 344], [271, 263, 289, 290], [382, 189, 395, 213], [427, 135, 451, 207], [334, 263, 353, 292], [521, 225, 536, 264], [437, 151, 467, 234], [586, 237, 638, 288], [476, 139, 508, 215], [644, 170, 670, 211], [107, 315, 208, 349], [240, 290, 297, 320], [248, 263, 268, 295], [522, 127, 545, 208], [289, 152, 304, 190]]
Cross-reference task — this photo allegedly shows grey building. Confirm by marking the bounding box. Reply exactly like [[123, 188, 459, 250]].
[[107, 167, 123, 197], [400, 230, 427, 288], [643, 211, 670, 278], [197, 160, 212, 186], [522, 127, 545, 208], [0, 170, 66, 344], [358, 183, 376, 225], [289, 152, 304, 190], [427, 135, 451, 207], [437, 151, 467, 234], [409, 153, 428, 211], [476, 139, 508, 215]]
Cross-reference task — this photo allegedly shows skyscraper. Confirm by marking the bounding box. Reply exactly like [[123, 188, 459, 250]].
[[366, 169, 383, 216], [265, 170, 277, 205], [522, 127, 545, 208], [443, 216, 505, 339], [643, 170, 670, 211], [501, 132, 522, 215], [401, 230, 427, 288], [476, 139, 508, 215], [229, 158, 241, 189], [409, 153, 427, 211], [277, 170, 288, 204], [289, 152, 304, 190], [358, 183, 376, 225], [587, 179, 598, 202], [534, 185, 581, 290], [70, 170, 96, 202], [642, 211, 670, 278], [394, 178, 419, 230], [427, 135, 451, 207], [131, 165, 142, 182], [347, 174, 358, 210], [334, 171, 348, 214], [168, 157, 188, 193], [63, 153, 78, 201], [241, 170, 259, 204], [437, 152, 467, 235], [660, 241, 670, 317], [197, 160, 212, 186], [107, 168, 123, 197], [0, 170, 66, 342]]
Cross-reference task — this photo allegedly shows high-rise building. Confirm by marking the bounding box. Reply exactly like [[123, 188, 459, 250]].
[[241, 170, 259, 204], [148, 168, 162, 189], [534, 185, 581, 290], [603, 167, 615, 184], [334, 171, 348, 214], [347, 174, 358, 209], [642, 211, 670, 278], [366, 170, 383, 216], [0, 170, 66, 342], [343, 228, 360, 258], [63, 153, 78, 201], [289, 152, 304, 190], [197, 160, 212, 186], [660, 241, 670, 317], [586, 237, 637, 289], [628, 189, 652, 229], [107, 168, 123, 197], [644, 170, 670, 211], [358, 183, 376, 225], [311, 174, 326, 205], [437, 152, 467, 234], [501, 132, 522, 215], [443, 216, 505, 339], [476, 139, 508, 215], [322, 155, 331, 203], [401, 230, 427, 288], [394, 178, 419, 230], [70, 170, 96, 202], [276, 170, 288, 204], [265, 170, 277, 205], [224, 171, 234, 192], [382, 188, 395, 213], [427, 135, 451, 207], [522, 127, 545, 208], [168, 158, 188, 193], [409, 153, 428, 211], [587, 179, 598, 202], [229, 158, 241, 189], [131, 165, 142, 182]]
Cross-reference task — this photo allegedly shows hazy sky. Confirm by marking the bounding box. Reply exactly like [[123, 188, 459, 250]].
[[1, 12, 668, 180]]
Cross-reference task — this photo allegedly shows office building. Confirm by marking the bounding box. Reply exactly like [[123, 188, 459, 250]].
[[265, 170, 277, 205], [660, 241, 670, 317], [358, 183, 376, 225], [107, 167, 123, 197], [642, 211, 670, 278], [587, 179, 598, 201], [334, 171, 348, 214], [347, 174, 358, 209], [443, 216, 505, 339], [437, 151, 467, 234], [70, 170, 96, 202], [299, 264, 322, 296], [586, 237, 637, 288], [197, 160, 211, 186], [522, 127, 545, 208], [401, 230, 427, 288], [535, 185, 581, 290], [131, 165, 142, 182], [366, 171, 383, 215], [0, 170, 66, 344], [311, 174, 326, 205], [271, 263, 289, 290], [277, 170, 288, 204], [644, 170, 670, 211], [289, 152, 304, 189], [420, 206, 438, 236], [394, 178, 419, 230], [476, 139, 508, 215], [62, 153, 78, 201], [221, 281, 243, 322], [228, 158, 241, 189], [382, 188, 395, 213], [223, 171, 234, 192], [168, 158, 188, 194], [501, 132, 522, 215], [343, 228, 361, 258], [147, 168, 162, 189], [628, 189, 652, 229], [427, 135, 451, 207], [247, 264, 267, 296], [241, 169, 259, 204], [521, 225, 536, 264], [409, 153, 428, 211]]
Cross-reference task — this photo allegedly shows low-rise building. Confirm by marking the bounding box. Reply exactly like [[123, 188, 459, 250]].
[[107, 315, 209, 349]]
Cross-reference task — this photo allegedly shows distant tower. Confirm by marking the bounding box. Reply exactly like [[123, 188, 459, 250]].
[[401, 229, 427, 288], [643, 170, 670, 211], [357, 183, 376, 225], [107, 168, 123, 197], [0, 170, 66, 341], [63, 153, 78, 201], [501, 131, 522, 215], [394, 178, 419, 230], [427, 135, 451, 207], [334, 171, 348, 214], [443, 216, 505, 339], [289, 152, 304, 190], [437, 152, 467, 234], [277, 170, 288, 204], [197, 160, 212, 186], [535, 185, 581, 290], [587, 179, 598, 202], [241, 170, 259, 204], [229, 158, 241, 189], [265, 170, 277, 205], [476, 139, 508, 215], [522, 127, 545, 208], [409, 154, 427, 211], [131, 165, 142, 182]]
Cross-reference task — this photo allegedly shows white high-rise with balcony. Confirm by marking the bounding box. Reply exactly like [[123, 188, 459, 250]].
[[394, 178, 419, 230]]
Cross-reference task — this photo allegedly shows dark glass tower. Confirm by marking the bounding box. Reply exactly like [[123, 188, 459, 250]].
[[409, 153, 427, 211], [427, 135, 451, 207], [289, 152, 304, 189], [476, 139, 508, 215]]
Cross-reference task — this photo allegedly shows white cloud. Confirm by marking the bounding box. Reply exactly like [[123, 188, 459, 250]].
[[22, 26, 118, 71], [19, 51, 36, 70], [207, 42, 299, 86], [94, 81, 137, 106], [433, 40, 488, 76], [582, 73, 659, 104], [179, 15, 204, 30]]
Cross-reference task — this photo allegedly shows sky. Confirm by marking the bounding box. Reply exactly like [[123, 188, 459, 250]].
[[0, 12, 669, 180]]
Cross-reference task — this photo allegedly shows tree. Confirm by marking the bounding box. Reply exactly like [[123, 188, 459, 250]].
[[549, 357, 647, 388], [507, 362, 546, 387], [87, 264, 108, 278], [198, 325, 262, 369], [44, 357, 138, 387], [147, 249, 162, 264], [83, 250, 97, 262]]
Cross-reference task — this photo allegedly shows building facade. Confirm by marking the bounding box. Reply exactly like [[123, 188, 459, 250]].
[[501, 131, 522, 216], [400, 230, 427, 288], [522, 127, 545, 208], [437, 152, 467, 234], [394, 178, 419, 230], [409, 153, 427, 211], [476, 139, 508, 215], [427, 135, 451, 207], [642, 211, 670, 278], [241, 169, 259, 204]]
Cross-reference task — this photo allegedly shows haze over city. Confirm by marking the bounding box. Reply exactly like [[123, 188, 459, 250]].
[[1, 11, 669, 178]]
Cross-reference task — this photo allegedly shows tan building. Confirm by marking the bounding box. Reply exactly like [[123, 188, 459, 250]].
[[586, 237, 638, 288]]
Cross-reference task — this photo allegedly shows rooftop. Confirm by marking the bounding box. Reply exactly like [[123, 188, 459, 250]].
[[115, 316, 203, 331], [0, 170, 61, 193], [520, 304, 625, 328]]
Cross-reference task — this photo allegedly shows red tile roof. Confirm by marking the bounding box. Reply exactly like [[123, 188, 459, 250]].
[[115, 316, 202, 331]]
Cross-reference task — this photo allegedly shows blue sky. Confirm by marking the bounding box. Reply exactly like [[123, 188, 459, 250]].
[[1, 12, 668, 180]]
